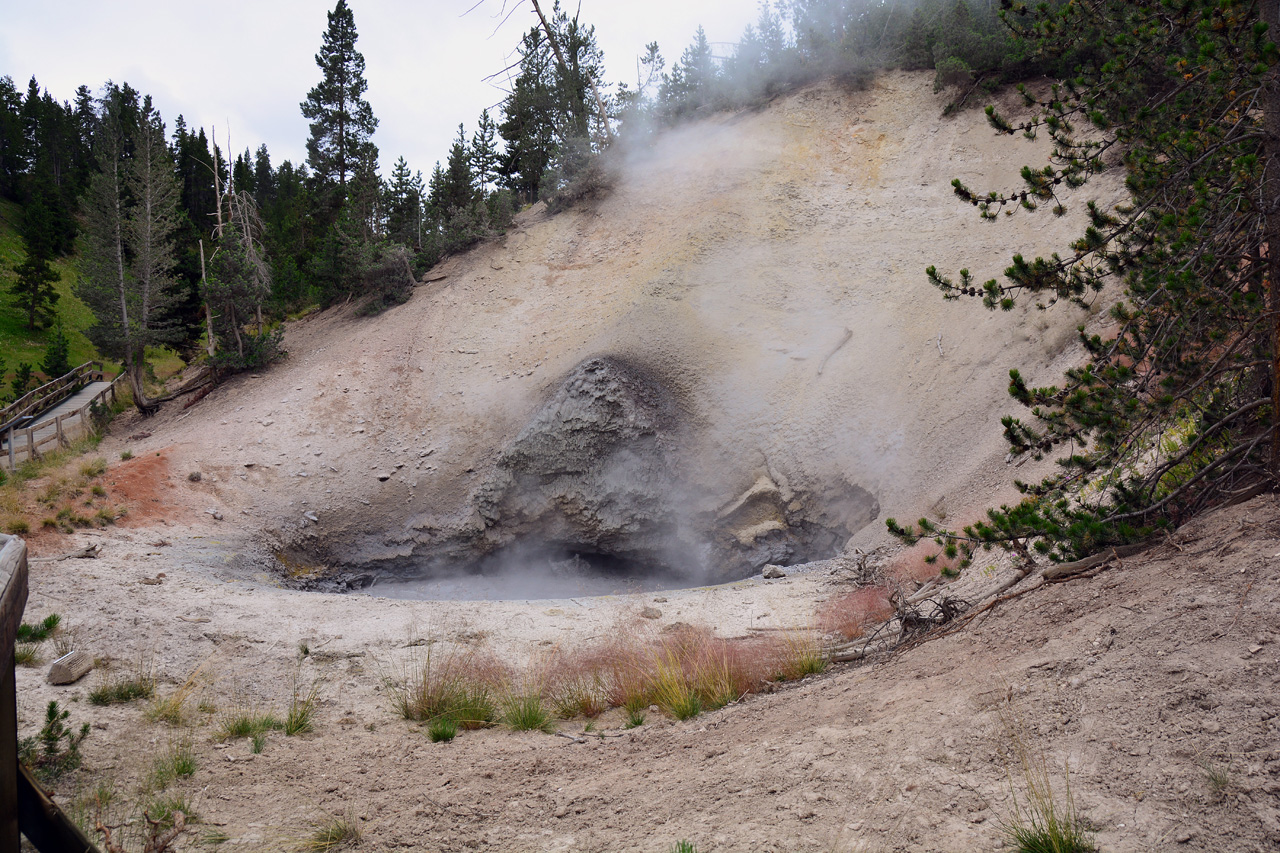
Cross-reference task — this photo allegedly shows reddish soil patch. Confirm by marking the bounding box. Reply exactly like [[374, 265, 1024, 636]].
[[104, 448, 192, 527]]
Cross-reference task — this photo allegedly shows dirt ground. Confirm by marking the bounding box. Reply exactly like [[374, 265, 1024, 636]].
[[15, 478, 1280, 852], [11, 71, 1279, 851]]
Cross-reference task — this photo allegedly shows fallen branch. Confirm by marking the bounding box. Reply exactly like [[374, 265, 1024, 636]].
[[30, 544, 101, 563], [1042, 542, 1150, 582], [150, 368, 216, 404]]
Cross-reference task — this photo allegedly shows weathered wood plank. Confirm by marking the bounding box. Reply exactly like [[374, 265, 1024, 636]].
[[0, 534, 29, 852], [47, 650, 93, 686]]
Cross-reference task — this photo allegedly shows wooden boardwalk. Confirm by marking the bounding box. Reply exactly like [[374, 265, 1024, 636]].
[[2, 375, 122, 469]]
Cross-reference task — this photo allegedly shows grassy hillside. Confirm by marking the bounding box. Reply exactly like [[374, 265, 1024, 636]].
[[0, 198, 103, 381]]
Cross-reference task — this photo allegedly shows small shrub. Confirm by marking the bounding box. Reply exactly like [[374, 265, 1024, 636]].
[[250, 732, 267, 754], [120, 450, 133, 461], [94, 507, 118, 526], [625, 708, 646, 729], [5, 518, 30, 535], [502, 693, 554, 733], [19, 700, 89, 782], [302, 812, 361, 852], [428, 716, 458, 743], [187, 471, 202, 482], [672, 843, 699, 853], [818, 585, 894, 640], [91, 484, 107, 497], [17, 614, 58, 642]]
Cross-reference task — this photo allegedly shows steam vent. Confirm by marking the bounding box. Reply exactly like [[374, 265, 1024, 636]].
[[185, 75, 1104, 597]]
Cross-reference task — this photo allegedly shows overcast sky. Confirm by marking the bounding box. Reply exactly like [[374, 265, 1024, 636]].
[[0, 0, 760, 179]]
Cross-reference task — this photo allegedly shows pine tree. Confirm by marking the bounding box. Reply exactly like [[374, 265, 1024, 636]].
[[11, 186, 60, 329], [300, 0, 378, 200], [9, 363, 33, 403], [41, 321, 71, 380], [77, 89, 181, 414], [891, 0, 1280, 562], [385, 155, 421, 247], [470, 109, 500, 191]]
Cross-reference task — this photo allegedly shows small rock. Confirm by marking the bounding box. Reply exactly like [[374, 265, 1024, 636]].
[[1248, 644, 1263, 655], [187, 471, 202, 482], [244, 462, 256, 468], [653, 597, 668, 603], [640, 607, 662, 619], [1175, 831, 1193, 843], [377, 473, 391, 481], [1202, 720, 1221, 734], [206, 509, 223, 520], [763, 565, 786, 579], [304, 511, 319, 523]]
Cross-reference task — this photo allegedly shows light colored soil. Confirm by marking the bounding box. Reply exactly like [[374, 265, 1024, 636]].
[[12, 72, 1278, 852]]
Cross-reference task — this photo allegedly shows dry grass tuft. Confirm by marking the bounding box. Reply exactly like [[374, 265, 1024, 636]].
[[385, 643, 505, 730], [819, 585, 895, 640]]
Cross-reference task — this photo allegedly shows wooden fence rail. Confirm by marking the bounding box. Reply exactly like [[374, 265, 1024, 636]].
[[1, 534, 99, 852], [1, 372, 125, 471], [0, 363, 104, 429]]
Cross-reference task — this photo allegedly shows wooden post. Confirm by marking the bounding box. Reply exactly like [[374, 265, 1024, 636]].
[[24, 430, 33, 463], [55, 414, 65, 449], [0, 534, 29, 852], [6, 429, 12, 471]]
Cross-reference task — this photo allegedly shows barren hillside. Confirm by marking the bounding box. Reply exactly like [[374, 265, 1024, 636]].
[[118, 71, 1119, 590], [23, 72, 1279, 853]]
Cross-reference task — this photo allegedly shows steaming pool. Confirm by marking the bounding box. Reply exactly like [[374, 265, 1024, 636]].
[[343, 546, 765, 602]]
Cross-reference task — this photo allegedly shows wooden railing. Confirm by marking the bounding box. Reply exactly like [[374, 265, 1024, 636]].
[[0, 362, 104, 429], [1, 535, 99, 852], [1, 372, 126, 471]]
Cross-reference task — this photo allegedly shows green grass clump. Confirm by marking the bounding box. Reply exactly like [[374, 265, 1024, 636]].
[[1001, 719, 1097, 853], [89, 675, 154, 706], [386, 646, 502, 730], [302, 812, 361, 852], [79, 457, 107, 478], [502, 693, 555, 733], [216, 711, 284, 742], [145, 793, 198, 829], [120, 449, 133, 461], [427, 715, 458, 743], [14, 642, 41, 666], [285, 680, 320, 736], [147, 737, 197, 791]]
